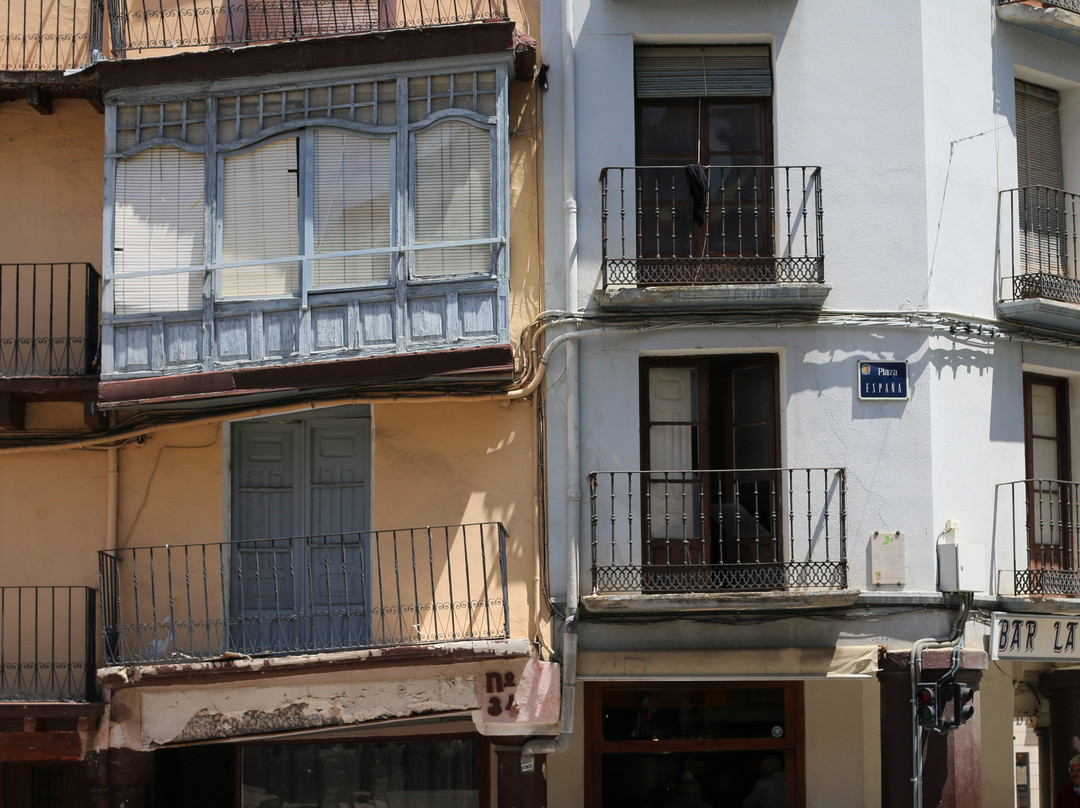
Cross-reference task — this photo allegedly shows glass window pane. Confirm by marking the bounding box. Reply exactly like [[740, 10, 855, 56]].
[[220, 137, 300, 298], [313, 130, 392, 287], [413, 120, 491, 277], [241, 739, 479, 808], [601, 686, 786, 742], [113, 146, 205, 315], [638, 102, 697, 158]]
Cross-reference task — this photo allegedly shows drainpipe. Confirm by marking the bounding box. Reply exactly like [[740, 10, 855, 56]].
[[521, 0, 580, 767], [910, 593, 972, 808], [106, 446, 119, 553]]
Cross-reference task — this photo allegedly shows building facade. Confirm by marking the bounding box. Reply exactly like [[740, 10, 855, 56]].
[[536, 0, 1080, 806], [0, 0, 554, 803]]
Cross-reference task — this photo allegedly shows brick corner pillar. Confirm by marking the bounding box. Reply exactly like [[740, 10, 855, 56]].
[[1038, 668, 1080, 806], [494, 740, 548, 808], [108, 747, 153, 808], [879, 648, 988, 808]]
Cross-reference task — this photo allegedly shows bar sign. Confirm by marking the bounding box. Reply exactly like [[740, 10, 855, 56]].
[[858, 361, 909, 400]]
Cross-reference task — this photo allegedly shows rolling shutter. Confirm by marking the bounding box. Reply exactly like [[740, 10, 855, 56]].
[[1016, 80, 1063, 189], [635, 45, 772, 99]]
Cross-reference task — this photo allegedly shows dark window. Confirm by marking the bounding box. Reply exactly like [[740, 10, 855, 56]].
[[587, 683, 798, 808], [640, 355, 781, 585], [1024, 373, 1073, 569], [242, 738, 481, 808], [634, 46, 773, 269]]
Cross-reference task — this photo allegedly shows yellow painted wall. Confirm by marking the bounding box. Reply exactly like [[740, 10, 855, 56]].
[[371, 398, 539, 640], [0, 100, 103, 263], [804, 679, 880, 808], [0, 446, 105, 587], [981, 661, 1018, 808]]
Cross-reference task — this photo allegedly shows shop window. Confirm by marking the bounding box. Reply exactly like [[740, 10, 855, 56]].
[[241, 738, 482, 807], [586, 683, 799, 808]]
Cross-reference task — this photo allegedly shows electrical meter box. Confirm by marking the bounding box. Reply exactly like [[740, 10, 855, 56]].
[[937, 543, 985, 593]]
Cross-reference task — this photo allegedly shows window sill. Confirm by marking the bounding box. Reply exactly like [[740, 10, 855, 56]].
[[998, 296, 1080, 333], [580, 589, 859, 616], [594, 282, 831, 312], [997, 1, 1080, 46]]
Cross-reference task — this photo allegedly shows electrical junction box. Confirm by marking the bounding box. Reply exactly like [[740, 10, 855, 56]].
[[937, 543, 985, 593]]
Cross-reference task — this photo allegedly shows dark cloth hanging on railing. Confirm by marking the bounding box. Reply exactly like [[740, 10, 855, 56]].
[[685, 163, 708, 225]]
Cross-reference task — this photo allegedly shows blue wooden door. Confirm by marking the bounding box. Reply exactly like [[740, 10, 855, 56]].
[[232, 418, 369, 655]]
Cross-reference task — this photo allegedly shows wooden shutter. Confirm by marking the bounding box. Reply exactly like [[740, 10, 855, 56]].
[[412, 120, 492, 277], [312, 130, 393, 287], [635, 46, 772, 99], [220, 137, 300, 298], [113, 146, 204, 315]]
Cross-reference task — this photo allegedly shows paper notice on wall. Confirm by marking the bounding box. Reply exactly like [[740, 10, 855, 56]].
[[871, 530, 905, 586]]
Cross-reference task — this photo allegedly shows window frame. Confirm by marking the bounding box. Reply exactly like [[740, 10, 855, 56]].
[[101, 60, 510, 368]]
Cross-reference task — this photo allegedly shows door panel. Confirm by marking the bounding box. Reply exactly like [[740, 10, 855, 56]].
[[1024, 375, 1073, 570], [232, 418, 370, 654], [642, 356, 780, 590], [308, 425, 370, 648], [232, 425, 300, 652]]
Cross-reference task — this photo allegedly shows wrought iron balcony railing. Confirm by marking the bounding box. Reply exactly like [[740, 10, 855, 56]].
[[599, 165, 825, 290], [0, 586, 97, 702], [98, 522, 510, 666], [1, 0, 507, 70], [999, 187, 1080, 305], [589, 468, 847, 594], [0, 0, 103, 70], [997, 479, 1080, 597], [0, 263, 100, 378], [108, 0, 508, 57]]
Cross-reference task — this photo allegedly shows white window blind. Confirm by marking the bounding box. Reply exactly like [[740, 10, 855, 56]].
[[220, 137, 300, 298], [413, 120, 491, 278], [113, 146, 205, 315], [313, 130, 393, 287]]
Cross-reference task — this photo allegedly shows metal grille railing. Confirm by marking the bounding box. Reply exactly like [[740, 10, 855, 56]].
[[0, 587, 96, 702], [999, 0, 1080, 13], [0, 263, 100, 378], [99, 522, 510, 665], [998, 479, 1080, 597], [999, 187, 1080, 304], [0, 0, 103, 69], [589, 468, 846, 593], [106, 0, 508, 55], [600, 165, 825, 289]]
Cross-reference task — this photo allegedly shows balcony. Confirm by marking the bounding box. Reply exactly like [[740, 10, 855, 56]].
[[0, 0, 508, 72], [0, 0, 103, 71], [109, 0, 507, 56], [597, 165, 827, 311], [1, 263, 100, 379], [997, 479, 1080, 598], [998, 0, 1080, 46], [998, 187, 1080, 331], [0, 586, 97, 702], [98, 522, 510, 666], [587, 468, 848, 607]]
